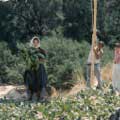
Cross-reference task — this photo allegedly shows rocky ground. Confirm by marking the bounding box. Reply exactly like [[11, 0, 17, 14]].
[[0, 85, 27, 100]]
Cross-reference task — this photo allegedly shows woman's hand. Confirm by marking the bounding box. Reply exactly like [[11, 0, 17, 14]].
[[114, 60, 116, 64], [39, 58, 47, 62]]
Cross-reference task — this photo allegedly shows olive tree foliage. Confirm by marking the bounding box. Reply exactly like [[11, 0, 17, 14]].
[[0, 0, 93, 43], [0, 0, 119, 45], [63, 0, 92, 41], [0, 0, 63, 42], [105, 0, 120, 45]]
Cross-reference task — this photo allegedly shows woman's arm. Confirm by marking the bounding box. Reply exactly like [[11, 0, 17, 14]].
[[94, 46, 103, 59], [114, 49, 117, 64], [39, 48, 47, 57]]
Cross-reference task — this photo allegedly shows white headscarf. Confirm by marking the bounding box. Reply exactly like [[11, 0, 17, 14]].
[[30, 36, 40, 48]]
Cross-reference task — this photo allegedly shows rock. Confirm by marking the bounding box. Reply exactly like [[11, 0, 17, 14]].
[[5, 87, 27, 100], [109, 109, 120, 120]]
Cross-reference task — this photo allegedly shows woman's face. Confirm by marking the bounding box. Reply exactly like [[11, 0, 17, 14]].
[[115, 46, 120, 51], [98, 43, 104, 49], [33, 39, 40, 48]]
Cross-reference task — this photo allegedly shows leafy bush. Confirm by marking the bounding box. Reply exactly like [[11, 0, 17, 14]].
[[41, 37, 90, 89], [0, 37, 113, 88], [16, 37, 90, 89], [102, 46, 113, 66], [0, 41, 25, 84]]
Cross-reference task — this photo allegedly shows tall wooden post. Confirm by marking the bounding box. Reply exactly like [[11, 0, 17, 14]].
[[90, 0, 97, 85]]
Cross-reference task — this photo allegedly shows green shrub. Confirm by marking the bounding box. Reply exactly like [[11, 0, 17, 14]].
[[41, 37, 90, 89], [0, 37, 113, 88], [1, 37, 88, 87], [102, 46, 113, 66], [0, 41, 25, 84], [16, 37, 90, 89]]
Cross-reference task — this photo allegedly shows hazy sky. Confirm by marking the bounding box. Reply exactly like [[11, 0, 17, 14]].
[[0, 0, 9, 1]]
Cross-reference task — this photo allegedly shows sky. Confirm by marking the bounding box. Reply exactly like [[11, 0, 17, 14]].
[[0, 0, 9, 1]]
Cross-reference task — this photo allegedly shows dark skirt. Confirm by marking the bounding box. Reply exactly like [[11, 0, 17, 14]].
[[24, 64, 47, 92]]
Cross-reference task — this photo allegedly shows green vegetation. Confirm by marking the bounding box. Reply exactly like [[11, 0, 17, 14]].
[[41, 37, 90, 89], [0, 0, 117, 86], [0, 0, 119, 45], [0, 41, 24, 84], [0, 89, 120, 120], [0, 37, 113, 88], [0, 0, 119, 119]]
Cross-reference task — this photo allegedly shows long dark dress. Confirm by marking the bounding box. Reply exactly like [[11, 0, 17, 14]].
[[24, 47, 47, 94], [32, 47, 47, 91]]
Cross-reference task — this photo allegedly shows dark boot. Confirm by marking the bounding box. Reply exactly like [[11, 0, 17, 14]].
[[27, 90, 33, 100], [40, 87, 48, 100]]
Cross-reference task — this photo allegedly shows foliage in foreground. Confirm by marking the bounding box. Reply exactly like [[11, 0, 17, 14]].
[[0, 89, 120, 120]]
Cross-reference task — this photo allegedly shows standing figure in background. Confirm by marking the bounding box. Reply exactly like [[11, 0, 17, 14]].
[[112, 42, 120, 94], [24, 36, 48, 100], [86, 41, 104, 89]]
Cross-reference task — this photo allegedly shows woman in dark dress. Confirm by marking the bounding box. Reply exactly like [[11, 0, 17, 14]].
[[24, 36, 48, 100]]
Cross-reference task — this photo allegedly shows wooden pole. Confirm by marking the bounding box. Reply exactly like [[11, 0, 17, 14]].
[[90, 0, 97, 85], [91, 0, 94, 30]]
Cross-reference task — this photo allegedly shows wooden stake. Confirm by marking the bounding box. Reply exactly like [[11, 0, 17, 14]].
[[90, 0, 97, 85]]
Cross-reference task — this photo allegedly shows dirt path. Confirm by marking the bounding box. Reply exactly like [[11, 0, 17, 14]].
[[0, 85, 16, 98], [0, 85, 27, 100], [0, 83, 85, 100]]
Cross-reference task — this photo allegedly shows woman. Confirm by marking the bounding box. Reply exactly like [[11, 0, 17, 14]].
[[112, 42, 120, 94], [24, 36, 48, 100], [86, 41, 104, 89]]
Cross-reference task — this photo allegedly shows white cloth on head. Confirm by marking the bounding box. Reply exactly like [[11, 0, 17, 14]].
[[30, 36, 40, 48], [112, 64, 120, 92]]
